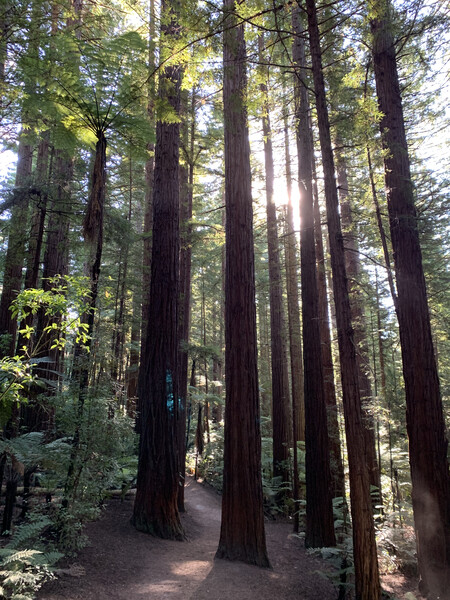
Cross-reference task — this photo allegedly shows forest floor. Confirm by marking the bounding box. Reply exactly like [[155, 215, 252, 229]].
[[38, 477, 421, 600]]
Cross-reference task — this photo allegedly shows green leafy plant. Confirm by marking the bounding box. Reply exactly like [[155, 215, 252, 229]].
[[0, 516, 63, 600]]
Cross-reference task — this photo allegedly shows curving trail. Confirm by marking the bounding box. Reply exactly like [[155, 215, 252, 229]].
[[38, 477, 415, 599]]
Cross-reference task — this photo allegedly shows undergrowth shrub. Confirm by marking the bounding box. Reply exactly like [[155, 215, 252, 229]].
[[0, 516, 63, 600]]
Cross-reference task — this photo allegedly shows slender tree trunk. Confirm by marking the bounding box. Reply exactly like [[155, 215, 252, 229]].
[[337, 150, 382, 509], [132, 0, 183, 540], [305, 0, 380, 596], [38, 150, 72, 385], [215, 0, 269, 567], [370, 2, 450, 595], [127, 185, 144, 415], [177, 88, 195, 512], [282, 97, 303, 533], [24, 137, 49, 290], [292, 6, 335, 548], [0, 139, 33, 358], [367, 146, 398, 311], [63, 131, 107, 508], [312, 178, 346, 500], [259, 36, 291, 490], [0, 2, 7, 105]]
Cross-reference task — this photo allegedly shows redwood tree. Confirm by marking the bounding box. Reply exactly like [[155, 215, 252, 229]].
[[132, 0, 184, 540], [259, 35, 291, 491], [304, 0, 380, 596], [215, 0, 269, 567], [292, 5, 335, 549], [370, 1, 450, 595]]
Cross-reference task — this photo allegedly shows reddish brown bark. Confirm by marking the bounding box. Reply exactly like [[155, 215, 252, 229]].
[[282, 99, 303, 533], [259, 36, 291, 488], [292, 6, 335, 549], [371, 2, 450, 595], [177, 88, 195, 512], [215, 0, 269, 568], [305, 0, 380, 596], [132, 0, 183, 540], [0, 139, 33, 357], [337, 151, 382, 509], [139, 0, 156, 368]]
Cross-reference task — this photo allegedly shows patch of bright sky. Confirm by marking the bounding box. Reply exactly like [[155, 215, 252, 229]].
[[0, 150, 17, 186]]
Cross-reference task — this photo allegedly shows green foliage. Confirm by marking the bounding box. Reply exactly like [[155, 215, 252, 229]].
[[0, 277, 91, 427], [54, 390, 137, 553], [0, 516, 63, 600]]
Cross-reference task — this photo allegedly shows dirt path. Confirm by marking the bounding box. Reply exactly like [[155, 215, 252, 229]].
[[38, 478, 418, 599]]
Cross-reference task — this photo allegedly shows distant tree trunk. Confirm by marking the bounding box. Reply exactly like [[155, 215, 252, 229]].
[[366, 147, 398, 311], [16, 136, 50, 357], [337, 150, 382, 509], [38, 150, 73, 381], [17, 137, 52, 433], [126, 293, 140, 416], [282, 96, 303, 533], [63, 131, 107, 508], [292, 6, 335, 549], [127, 176, 144, 415], [132, 0, 183, 540], [112, 154, 133, 393], [0, 139, 33, 358], [259, 36, 291, 490], [312, 179, 345, 500], [24, 137, 49, 290], [177, 87, 195, 512], [0, 2, 7, 98], [305, 0, 380, 596], [215, 0, 269, 568], [371, 2, 450, 595]]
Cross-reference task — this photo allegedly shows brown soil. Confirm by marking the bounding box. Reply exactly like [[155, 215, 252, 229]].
[[38, 477, 421, 599]]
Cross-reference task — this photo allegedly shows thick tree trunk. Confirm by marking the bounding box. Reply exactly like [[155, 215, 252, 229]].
[[292, 6, 335, 549], [259, 36, 291, 490], [305, 0, 380, 596], [215, 0, 269, 568], [371, 2, 450, 595], [132, 0, 183, 540]]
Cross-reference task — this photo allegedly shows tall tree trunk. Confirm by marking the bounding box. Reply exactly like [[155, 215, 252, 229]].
[[292, 6, 335, 549], [259, 36, 291, 490], [132, 0, 183, 540], [38, 150, 72, 379], [282, 95, 304, 533], [366, 147, 398, 311], [0, 139, 33, 358], [312, 176, 345, 501], [370, 2, 450, 595], [139, 0, 156, 366], [305, 0, 380, 596], [17, 137, 52, 433], [177, 87, 195, 512], [337, 150, 382, 509], [63, 131, 107, 508], [215, 0, 269, 568]]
